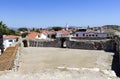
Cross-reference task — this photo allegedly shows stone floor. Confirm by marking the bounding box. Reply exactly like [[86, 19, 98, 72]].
[[0, 47, 119, 79]]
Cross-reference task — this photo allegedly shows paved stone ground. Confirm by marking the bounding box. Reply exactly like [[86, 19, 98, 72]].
[[18, 47, 113, 72], [0, 47, 119, 79]]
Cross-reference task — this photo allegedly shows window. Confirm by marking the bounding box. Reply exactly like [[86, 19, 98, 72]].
[[89, 35, 91, 37], [38, 35, 40, 37], [70, 33, 72, 35], [76, 34, 78, 37], [83, 34, 85, 36], [9, 40, 13, 42], [92, 34, 94, 37]]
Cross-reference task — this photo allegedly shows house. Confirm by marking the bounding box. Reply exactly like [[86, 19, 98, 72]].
[[40, 30, 56, 39], [3, 35, 19, 49], [75, 28, 113, 38], [75, 29, 87, 37], [83, 32, 108, 37], [56, 29, 71, 37], [27, 32, 47, 39], [27, 31, 56, 40], [102, 29, 116, 37]]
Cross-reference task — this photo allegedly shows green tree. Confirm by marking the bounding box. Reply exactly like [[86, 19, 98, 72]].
[[9, 29, 16, 35], [21, 33, 28, 38], [0, 21, 18, 35], [0, 21, 10, 35], [32, 28, 35, 31], [51, 26, 63, 31], [35, 28, 40, 32], [0, 21, 4, 33], [18, 28, 28, 32]]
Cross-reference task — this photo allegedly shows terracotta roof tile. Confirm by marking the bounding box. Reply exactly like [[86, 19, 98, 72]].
[[3, 35, 19, 39], [27, 32, 39, 39], [40, 30, 55, 34], [57, 30, 70, 34]]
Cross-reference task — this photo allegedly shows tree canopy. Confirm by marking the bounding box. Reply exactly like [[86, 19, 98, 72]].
[[18, 28, 28, 32], [0, 21, 16, 35], [51, 26, 63, 31]]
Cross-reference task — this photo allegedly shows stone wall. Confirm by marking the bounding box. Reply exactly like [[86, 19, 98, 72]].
[[28, 39, 113, 51], [66, 41, 94, 50], [110, 35, 120, 77], [100, 40, 114, 52], [29, 39, 61, 47], [66, 40, 113, 51]]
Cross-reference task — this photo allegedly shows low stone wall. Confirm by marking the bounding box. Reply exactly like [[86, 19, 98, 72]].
[[28, 39, 113, 51], [66, 41, 94, 49], [0, 45, 18, 71], [66, 40, 113, 51], [29, 39, 61, 47]]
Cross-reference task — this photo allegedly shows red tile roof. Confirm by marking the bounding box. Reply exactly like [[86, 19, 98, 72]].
[[40, 30, 55, 34], [57, 30, 70, 35], [27, 32, 39, 39], [3, 35, 19, 39]]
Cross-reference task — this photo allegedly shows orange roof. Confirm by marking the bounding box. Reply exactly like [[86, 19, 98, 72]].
[[27, 32, 39, 39], [40, 30, 55, 34], [3, 35, 19, 39], [57, 30, 70, 34]]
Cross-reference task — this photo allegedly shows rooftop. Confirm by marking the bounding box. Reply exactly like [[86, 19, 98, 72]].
[[3, 35, 19, 39]]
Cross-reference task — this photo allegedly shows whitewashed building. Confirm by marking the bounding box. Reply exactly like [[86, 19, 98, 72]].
[[56, 30, 70, 37], [76, 31, 108, 38], [3, 35, 18, 49], [37, 33, 47, 39], [27, 31, 55, 40]]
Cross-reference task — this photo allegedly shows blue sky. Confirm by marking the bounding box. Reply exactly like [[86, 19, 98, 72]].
[[0, 0, 120, 28]]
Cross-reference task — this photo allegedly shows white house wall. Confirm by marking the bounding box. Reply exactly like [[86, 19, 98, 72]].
[[56, 32, 70, 37], [76, 32, 108, 38], [56, 32, 62, 37], [76, 32, 86, 37], [3, 38, 16, 49], [37, 34, 47, 39], [97, 33, 107, 37]]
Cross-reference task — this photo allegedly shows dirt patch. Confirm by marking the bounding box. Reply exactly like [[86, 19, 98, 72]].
[[0, 45, 18, 71]]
